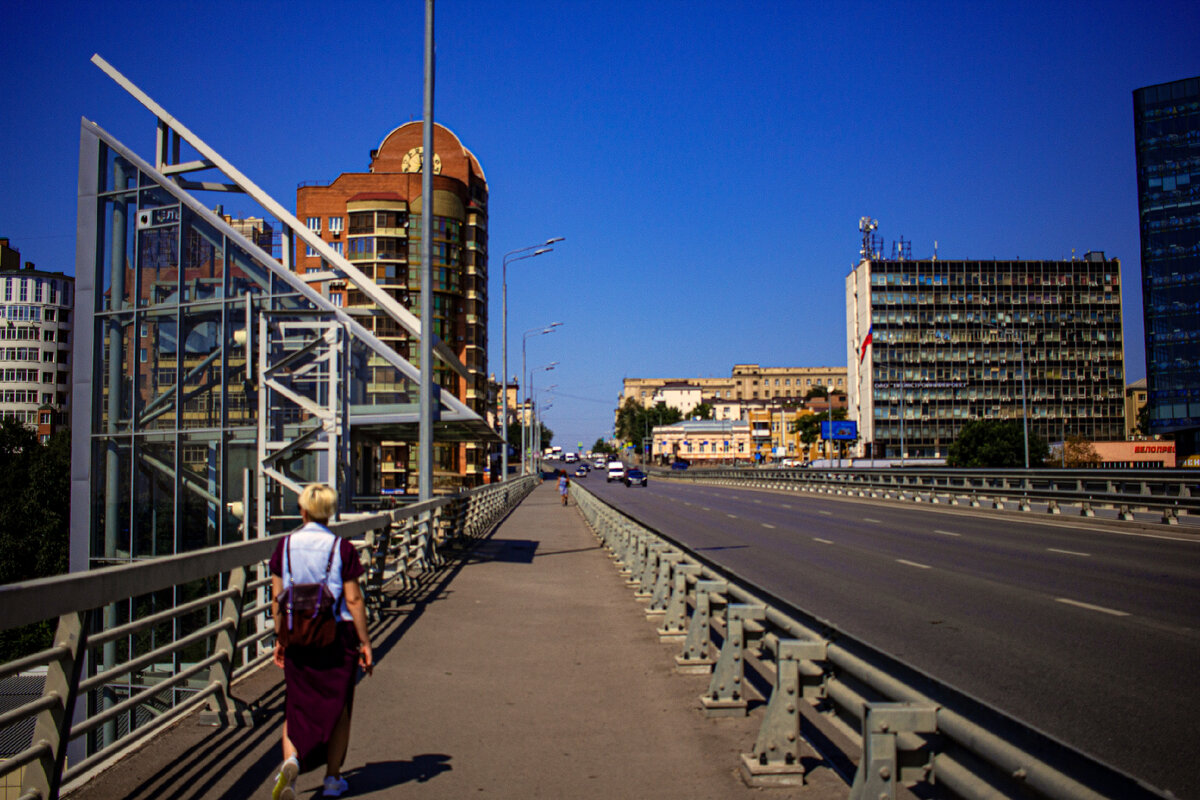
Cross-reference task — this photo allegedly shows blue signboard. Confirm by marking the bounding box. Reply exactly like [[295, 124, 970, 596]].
[[821, 420, 858, 441]]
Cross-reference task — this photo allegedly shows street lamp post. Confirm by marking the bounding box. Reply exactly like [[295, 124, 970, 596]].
[[501, 239, 563, 481], [985, 323, 1030, 469], [521, 324, 561, 469], [525, 365, 557, 474]]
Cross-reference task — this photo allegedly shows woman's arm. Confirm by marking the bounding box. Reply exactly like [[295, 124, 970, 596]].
[[343, 578, 373, 675], [271, 575, 285, 668]]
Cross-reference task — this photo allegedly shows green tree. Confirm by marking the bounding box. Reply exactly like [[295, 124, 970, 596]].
[[615, 399, 683, 450], [591, 439, 615, 455], [947, 420, 1048, 468], [804, 385, 829, 400], [687, 402, 713, 420], [1136, 404, 1150, 437], [0, 423, 70, 661]]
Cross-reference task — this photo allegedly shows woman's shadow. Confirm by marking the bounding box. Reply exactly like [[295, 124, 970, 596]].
[[339, 754, 452, 792]]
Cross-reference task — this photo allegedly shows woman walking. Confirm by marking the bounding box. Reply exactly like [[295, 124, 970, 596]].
[[269, 484, 373, 799], [557, 469, 570, 506]]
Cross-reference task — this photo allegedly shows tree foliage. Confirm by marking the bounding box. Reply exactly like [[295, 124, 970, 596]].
[[591, 438, 615, 455], [946, 419, 1048, 468], [615, 399, 684, 450], [791, 408, 848, 446], [0, 421, 71, 661], [508, 420, 554, 454], [1062, 435, 1101, 468]]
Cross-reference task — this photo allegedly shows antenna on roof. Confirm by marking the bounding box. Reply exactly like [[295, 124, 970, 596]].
[[858, 217, 879, 260]]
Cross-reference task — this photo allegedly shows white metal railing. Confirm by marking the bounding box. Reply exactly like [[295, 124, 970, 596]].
[[572, 481, 1172, 800], [655, 466, 1199, 525], [0, 477, 537, 800]]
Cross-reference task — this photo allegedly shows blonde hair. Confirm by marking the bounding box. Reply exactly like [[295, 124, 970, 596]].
[[298, 483, 337, 524]]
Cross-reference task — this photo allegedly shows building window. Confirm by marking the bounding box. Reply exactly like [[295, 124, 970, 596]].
[[330, 241, 344, 256], [18, 281, 27, 302], [306, 216, 321, 233], [306, 245, 317, 257], [328, 216, 343, 234], [34, 281, 42, 303]]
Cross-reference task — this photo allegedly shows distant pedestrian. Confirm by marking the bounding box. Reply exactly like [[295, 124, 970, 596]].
[[557, 469, 570, 506], [269, 484, 373, 800]]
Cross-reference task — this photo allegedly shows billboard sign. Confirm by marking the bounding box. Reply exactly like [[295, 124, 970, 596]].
[[821, 420, 858, 441]]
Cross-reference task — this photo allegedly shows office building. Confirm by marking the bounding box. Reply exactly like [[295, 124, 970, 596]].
[[0, 239, 73, 436], [847, 253, 1126, 460], [296, 122, 489, 492], [1134, 76, 1200, 459]]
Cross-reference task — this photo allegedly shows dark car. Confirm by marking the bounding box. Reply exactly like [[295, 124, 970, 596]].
[[624, 468, 648, 487], [670, 460, 690, 470]]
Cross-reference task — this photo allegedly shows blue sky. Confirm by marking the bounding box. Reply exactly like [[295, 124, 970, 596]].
[[1, 0, 1197, 450]]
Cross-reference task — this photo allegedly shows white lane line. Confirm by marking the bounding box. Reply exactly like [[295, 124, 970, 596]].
[[781, 504, 792, 509], [762, 523, 776, 529], [1056, 598, 1129, 617], [1048, 548, 1091, 557], [701, 507, 710, 511], [933, 529, 962, 537], [813, 537, 834, 544], [727, 514, 738, 519], [864, 518, 882, 524], [897, 559, 932, 570], [818, 511, 833, 517]]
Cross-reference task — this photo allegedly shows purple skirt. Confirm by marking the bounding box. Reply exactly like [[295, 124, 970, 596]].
[[284, 622, 359, 771]]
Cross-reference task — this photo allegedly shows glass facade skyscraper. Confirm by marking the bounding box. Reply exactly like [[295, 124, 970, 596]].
[[1134, 76, 1200, 458]]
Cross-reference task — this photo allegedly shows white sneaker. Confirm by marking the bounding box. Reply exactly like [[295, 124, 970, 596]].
[[271, 756, 299, 800], [322, 775, 349, 797]]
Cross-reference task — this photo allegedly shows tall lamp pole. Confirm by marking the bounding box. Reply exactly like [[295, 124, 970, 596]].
[[500, 239, 562, 482], [521, 325, 561, 470], [986, 324, 1030, 469], [525, 369, 557, 473]]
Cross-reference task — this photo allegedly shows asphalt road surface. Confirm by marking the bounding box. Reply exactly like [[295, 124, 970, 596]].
[[580, 470, 1200, 799]]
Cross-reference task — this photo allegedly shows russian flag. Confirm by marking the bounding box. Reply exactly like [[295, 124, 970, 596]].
[[859, 326, 873, 364]]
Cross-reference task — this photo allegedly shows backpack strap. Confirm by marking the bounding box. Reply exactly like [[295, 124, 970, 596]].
[[284, 534, 294, 631]]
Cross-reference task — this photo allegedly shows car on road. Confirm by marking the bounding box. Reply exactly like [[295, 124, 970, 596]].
[[606, 461, 626, 482], [574, 466, 588, 477], [624, 468, 648, 487], [670, 460, 689, 470]]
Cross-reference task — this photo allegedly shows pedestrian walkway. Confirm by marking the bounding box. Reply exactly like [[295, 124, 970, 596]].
[[73, 483, 848, 799]]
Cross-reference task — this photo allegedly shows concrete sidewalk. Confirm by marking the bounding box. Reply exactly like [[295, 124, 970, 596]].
[[75, 483, 848, 799]]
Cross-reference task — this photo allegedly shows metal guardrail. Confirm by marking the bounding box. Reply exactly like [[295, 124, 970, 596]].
[[0, 477, 537, 800], [571, 481, 1171, 800], [654, 466, 1199, 525]]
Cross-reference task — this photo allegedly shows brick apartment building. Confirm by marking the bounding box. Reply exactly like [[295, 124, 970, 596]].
[[296, 123, 489, 493]]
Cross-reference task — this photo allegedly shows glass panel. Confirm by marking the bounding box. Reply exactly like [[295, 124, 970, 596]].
[[228, 243, 269, 297], [96, 313, 134, 432], [179, 433, 220, 551], [132, 435, 176, 558], [179, 305, 223, 430], [91, 434, 132, 562], [138, 306, 177, 432], [137, 189, 181, 308], [99, 189, 137, 312], [99, 144, 137, 195], [182, 215, 224, 301]]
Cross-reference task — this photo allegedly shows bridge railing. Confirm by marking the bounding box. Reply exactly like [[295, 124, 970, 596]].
[[654, 466, 1198, 524], [571, 481, 1171, 800], [0, 477, 537, 800]]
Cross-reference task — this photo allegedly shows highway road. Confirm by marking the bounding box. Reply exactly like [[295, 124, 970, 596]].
[[579, 470, 1200, 799]]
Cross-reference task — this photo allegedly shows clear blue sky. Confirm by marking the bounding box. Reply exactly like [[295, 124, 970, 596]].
[[1, 0, 1197, 450]]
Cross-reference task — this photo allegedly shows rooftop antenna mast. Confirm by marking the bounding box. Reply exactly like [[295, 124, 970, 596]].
[[859, 217, 879, 260]]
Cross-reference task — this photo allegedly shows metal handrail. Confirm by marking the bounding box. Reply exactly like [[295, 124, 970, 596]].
[[571, 481, 1171, 800], [0, 476, 538, 799], [655, 466, 1199, 524]]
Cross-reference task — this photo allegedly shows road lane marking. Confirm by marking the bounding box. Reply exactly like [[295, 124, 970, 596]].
[[897, 559, 932, 570], [762, 523, 775, 529], [701, 507, 710, 511], [781, 504, 792, 509], [1056, 598, 1129, 617], [933, 530, 961, 537], [727, 514, 738, 519], [818, 511, 833, 516], [813, 537, 834, 544], [864, 518, 881, 523], [1048, 548, 1091, 557]]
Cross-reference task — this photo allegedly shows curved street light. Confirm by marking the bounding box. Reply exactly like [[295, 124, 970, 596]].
[[525, 364, 558, 474], [500, 238, 563, 481]]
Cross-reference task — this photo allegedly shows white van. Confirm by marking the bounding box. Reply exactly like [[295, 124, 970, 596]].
[[606, 461, 626, 482]]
